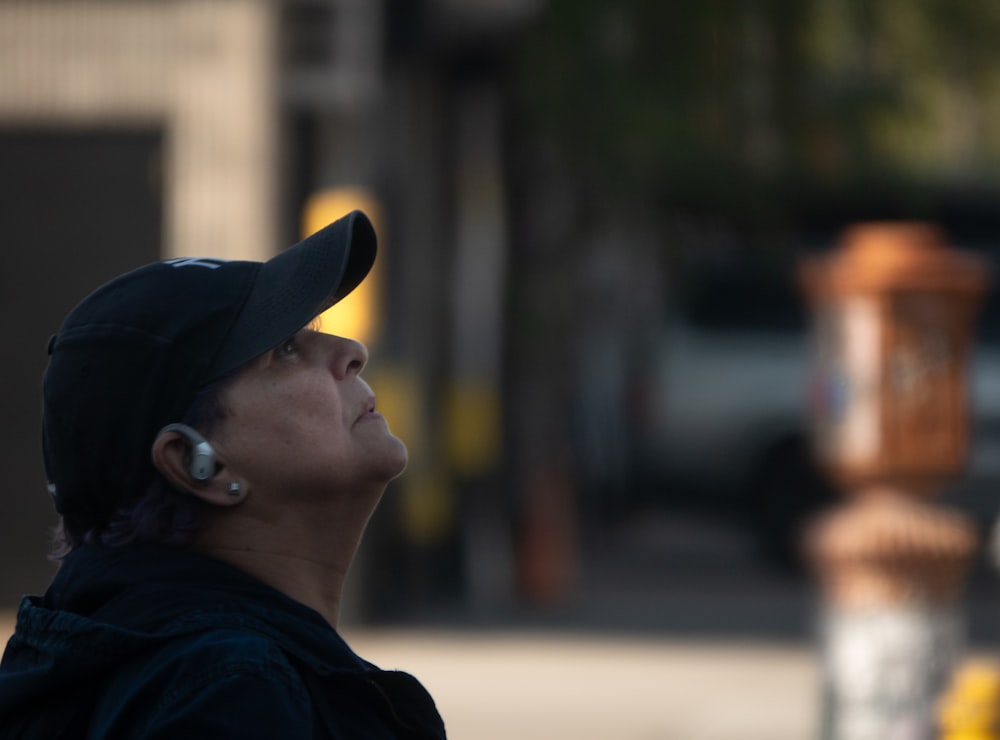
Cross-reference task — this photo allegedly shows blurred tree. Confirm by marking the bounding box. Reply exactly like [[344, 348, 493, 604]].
[[512, 0, 1000, 217]]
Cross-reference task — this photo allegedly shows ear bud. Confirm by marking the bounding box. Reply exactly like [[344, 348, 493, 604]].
[[157, 423, 216, 482]]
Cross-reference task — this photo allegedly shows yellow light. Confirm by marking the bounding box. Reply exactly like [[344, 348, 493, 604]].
[[445, 379, 502, 475], [301, 187, 383, 346]]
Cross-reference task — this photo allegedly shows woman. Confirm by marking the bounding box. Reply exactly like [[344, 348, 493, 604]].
[[0, 210, 447, 739]]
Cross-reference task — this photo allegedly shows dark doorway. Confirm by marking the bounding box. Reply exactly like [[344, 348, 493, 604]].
[[0, 128, 163, 605]]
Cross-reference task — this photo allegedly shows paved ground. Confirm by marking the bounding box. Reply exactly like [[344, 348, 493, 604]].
[[343, 629, 822, 740], [343, 509, 1000, 739]]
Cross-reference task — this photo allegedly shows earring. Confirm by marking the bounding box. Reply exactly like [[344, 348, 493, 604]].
[[227, 481, 242, 497]]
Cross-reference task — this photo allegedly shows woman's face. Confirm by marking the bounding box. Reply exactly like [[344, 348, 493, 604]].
[[208, 327, 408, 500]]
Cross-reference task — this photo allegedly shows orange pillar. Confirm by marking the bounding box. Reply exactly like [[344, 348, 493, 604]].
[[799, 223, 989, 739]]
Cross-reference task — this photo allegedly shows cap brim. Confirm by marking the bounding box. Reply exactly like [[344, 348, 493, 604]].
[[207, 210, 377, 379]]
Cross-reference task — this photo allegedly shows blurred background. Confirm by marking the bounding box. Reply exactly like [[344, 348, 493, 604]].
[[5, 1, 1000, 735]]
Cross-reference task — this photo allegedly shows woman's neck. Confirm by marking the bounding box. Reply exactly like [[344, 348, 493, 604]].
[[198, 542, 350, 627]]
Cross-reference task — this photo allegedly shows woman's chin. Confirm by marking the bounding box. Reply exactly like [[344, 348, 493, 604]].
[[381, 436, 409, 481]]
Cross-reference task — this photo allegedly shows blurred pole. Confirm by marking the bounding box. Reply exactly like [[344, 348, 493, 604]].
[[447, 85, 517, 612], [799, 223, 989, 740]]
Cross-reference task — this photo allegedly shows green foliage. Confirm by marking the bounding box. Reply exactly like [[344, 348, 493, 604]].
[[516, 0, 754, 196], [513, 0, 1000, 210]]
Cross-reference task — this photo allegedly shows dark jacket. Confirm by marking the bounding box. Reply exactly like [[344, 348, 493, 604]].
[[0, 544, 446, 739]]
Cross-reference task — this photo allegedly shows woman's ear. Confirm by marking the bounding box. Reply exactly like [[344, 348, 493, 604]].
[[150, 429, 245, 507]]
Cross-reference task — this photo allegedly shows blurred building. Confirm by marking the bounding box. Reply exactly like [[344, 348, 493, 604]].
[[0, 0, 541, 613]]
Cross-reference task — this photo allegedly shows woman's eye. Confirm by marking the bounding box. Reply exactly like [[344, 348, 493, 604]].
[[278, 338, 297, 356]]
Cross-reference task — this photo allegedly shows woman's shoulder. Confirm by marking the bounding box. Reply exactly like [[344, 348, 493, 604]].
[[152, 624, 305, 677]]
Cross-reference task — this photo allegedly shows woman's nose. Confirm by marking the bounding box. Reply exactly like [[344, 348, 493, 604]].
[[329, 335, 368, 378]]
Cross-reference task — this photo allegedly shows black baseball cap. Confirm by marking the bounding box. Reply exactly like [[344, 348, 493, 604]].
[[42, 209, 377, 532]]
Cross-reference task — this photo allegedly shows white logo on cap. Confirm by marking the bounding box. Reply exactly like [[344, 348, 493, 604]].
[[165, 257, 229, 270]]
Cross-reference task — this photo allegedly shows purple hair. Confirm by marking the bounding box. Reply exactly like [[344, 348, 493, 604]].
[[51, 371, 237, 557]]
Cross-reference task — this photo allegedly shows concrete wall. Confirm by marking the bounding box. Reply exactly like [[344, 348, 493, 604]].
[[0, 0, 279, 261]]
